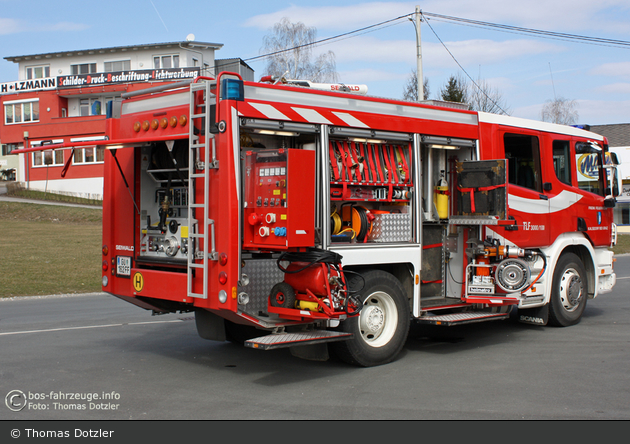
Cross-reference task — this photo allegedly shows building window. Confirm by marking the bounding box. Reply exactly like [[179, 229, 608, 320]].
[[1, 144, 18, 156], [73, 146, 105, 164], [26, 65, 50, 79], [71, 63, 97, 75], [153, 54, 179, 69], [77, 96, 115, 116], [33, 150, 64, 167], [104, 60, 131, 72], [4, 99, 39, 124]]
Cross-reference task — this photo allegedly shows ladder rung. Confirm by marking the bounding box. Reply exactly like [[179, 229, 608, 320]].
[[188, 263, 204, 269], [190, 113, 206, 119], [189, 203, 204, 208]]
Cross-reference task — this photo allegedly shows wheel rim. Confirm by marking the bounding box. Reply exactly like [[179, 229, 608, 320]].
[[275, 293, 286, 305], [559, 267, 583, 312], [358, 291, 398, 348]]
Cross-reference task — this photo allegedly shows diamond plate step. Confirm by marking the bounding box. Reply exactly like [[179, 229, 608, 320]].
[[245, 331, 353, 350], [416, 311, 509, 326]]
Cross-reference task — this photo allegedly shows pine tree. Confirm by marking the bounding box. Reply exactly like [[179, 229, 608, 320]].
[[440, 75, 467, 103]]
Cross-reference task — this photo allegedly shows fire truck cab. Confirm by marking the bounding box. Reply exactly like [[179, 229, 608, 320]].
[[93, 73, 619, 366]]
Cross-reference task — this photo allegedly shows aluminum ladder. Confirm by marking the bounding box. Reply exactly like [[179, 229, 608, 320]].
[[187, 79, 219, 299]]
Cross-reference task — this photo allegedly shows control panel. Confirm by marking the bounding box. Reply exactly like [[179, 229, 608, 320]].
[[243, 148, 315, 250]]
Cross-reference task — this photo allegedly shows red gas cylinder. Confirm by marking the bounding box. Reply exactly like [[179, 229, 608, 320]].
[[283, 262, 329, 296]]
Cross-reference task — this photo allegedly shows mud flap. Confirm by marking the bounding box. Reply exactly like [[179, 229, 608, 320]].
[[518, 304, 549, 326]]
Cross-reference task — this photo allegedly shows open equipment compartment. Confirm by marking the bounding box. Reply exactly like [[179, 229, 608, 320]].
[[328, 129, 414, 245]]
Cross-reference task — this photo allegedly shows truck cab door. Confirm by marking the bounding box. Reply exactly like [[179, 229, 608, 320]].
[[503, 131, 551, 247], [573, 140, 612, 247]]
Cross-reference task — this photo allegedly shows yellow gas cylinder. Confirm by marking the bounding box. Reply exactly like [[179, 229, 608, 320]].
[[296, 300, 321, 311], [434, 171, 449, 220]]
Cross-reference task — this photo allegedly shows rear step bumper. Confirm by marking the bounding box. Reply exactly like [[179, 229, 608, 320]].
[[245, 330, 353, 350], [416, 312, 509, 326]]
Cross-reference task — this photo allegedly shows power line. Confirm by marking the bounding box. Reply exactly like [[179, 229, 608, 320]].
[[245, 10, 630, 66], [422, 13, 509, 115], [243, 14, 411, 63], [422, 12, 630, 49]]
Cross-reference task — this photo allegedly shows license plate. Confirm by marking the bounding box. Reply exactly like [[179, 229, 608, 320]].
[[116, 256, 132, 276]]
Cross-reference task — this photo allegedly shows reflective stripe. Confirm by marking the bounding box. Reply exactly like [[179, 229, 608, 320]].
[[292, 107, 332, 124], [249, 102, 289, 120]]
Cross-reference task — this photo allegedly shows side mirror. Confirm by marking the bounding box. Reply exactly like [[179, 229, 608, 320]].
[[604, 164, 620, 198]]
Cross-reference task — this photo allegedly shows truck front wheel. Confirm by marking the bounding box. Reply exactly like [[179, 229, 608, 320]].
[[548, 253, 588, 327], [331, 270, 410, 366]]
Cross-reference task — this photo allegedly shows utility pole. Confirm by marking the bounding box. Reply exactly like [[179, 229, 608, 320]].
[[415, 6, 424, 101]]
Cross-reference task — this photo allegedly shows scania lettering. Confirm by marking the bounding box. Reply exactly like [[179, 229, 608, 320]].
[[17, 72, 619, 366]]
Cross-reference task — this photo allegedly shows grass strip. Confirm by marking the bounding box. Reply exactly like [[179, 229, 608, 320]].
[[0, 202, 102, 298]]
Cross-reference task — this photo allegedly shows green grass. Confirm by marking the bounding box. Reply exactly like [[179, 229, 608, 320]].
[[612, 233, 630, 256], [0, 201, 102, 298]]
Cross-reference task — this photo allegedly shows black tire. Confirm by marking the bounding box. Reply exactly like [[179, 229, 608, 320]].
[[269, 282, 296, 309], [330, 270, 410, 367], [548, 253, 588, 327]]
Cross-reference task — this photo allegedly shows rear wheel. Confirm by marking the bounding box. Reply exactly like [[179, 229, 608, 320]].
[[548, 253, 588, 327], [331, 270, 410, 366]]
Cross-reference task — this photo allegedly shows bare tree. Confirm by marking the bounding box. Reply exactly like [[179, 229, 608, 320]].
[[541, 97, 579, 125], [468, 78, 511, 115], [402, 70, 430, 101], [261, 17, 338, 83]]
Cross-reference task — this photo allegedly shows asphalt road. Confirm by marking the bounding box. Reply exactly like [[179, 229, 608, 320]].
[[1, 257, 629, 422]]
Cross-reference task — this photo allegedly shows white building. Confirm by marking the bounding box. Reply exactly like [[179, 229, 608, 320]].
[[0, 41, 254, 197]]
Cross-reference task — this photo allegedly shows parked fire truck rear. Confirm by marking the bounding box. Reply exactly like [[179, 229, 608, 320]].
[[59, 73, 625, 366]]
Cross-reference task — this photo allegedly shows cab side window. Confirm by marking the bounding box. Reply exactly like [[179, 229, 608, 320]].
[[504, 133, 542, 192], [553, 140, 572, 186]]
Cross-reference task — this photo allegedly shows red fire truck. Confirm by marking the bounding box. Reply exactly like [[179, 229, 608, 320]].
[[20, 73, 621, 366]]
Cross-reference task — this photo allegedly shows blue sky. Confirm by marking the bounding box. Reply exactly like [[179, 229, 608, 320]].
[[1, 0, 629, 125]]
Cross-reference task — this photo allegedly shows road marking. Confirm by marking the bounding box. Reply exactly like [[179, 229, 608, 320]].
[[0, 319, 183, 336]]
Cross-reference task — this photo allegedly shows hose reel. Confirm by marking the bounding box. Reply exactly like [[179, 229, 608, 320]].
[[495, 258, 531, 292]]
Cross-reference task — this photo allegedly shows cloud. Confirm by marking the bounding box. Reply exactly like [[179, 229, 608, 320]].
[[327, 36, 414, 63], [327, 36, 562, 68], [576, 99, 630, 124], [0, 17, 88, 35], [0, 18, 23, 35], [422, 39, 563, 68], [244, 0, 630, 36], [338, 67, 407, 84], [244, 2, 413, 30], [590, 62, 630, 80], [595, 83, 630, 95]]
